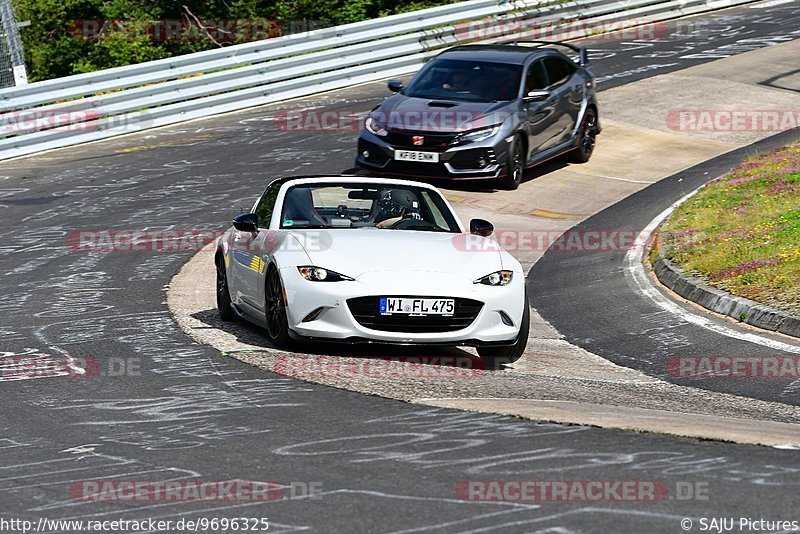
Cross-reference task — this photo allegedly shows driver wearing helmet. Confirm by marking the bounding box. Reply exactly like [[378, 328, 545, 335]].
[[376, 189, 422, 228]]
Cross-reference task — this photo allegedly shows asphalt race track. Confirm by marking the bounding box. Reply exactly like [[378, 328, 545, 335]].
[[529, 129, 800, 406], [2, 1, 800, 532]]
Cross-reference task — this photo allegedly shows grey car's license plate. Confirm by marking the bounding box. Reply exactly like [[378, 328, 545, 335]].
[[394, 150, 439, 163]]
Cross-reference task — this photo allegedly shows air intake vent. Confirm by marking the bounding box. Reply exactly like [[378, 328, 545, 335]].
[[302, 307, 325, 322], [427, 101, 458, 108]]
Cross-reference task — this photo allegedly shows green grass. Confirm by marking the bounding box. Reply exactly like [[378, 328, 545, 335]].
[[659, 142, 800, 314]]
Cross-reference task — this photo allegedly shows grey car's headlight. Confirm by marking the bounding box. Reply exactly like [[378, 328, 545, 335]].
[[474, 270, 513, 286], [451, 126, 500, 146], [365, 115, 388, 137], [297, 266, 354, 282]]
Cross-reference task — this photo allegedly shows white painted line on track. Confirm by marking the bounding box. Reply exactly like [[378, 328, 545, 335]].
[[624, 183, 800, 354], [749, 0, 793, 7], [566, 169, 654, 184]]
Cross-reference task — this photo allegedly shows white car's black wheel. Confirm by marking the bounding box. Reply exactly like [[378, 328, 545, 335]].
[[216, 256, 236, 322], [265, 266, 291, 348], [477, 291, 530, 370]]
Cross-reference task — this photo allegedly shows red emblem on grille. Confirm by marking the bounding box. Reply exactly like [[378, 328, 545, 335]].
[[412, 135, 424, 146]]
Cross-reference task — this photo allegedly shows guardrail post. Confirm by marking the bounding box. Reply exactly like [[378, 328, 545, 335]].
[[0, 0, 27, 87]]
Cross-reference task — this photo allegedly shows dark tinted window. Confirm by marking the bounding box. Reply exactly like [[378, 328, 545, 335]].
[[254, 180, 282, 228], [525, 60, 548, 92], [404, 59, 523, 103], [543, 57, 576, 88]]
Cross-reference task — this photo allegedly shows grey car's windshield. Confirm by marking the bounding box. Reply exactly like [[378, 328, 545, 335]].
[[404, 59, 523, 103], [279, 183, 460, 232]]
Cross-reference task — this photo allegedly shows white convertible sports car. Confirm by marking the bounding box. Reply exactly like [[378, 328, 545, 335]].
[[215, 176, 528, 368]]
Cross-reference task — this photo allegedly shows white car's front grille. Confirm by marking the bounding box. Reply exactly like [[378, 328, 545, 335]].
[[347, 296, 483, 333]]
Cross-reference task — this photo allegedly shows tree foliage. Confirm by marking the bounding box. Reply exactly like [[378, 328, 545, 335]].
[[12, 0, 456, 81]]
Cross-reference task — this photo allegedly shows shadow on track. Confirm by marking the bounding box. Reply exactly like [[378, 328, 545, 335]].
[[340, 157, 569, 193], [190, 308, 488, 372]]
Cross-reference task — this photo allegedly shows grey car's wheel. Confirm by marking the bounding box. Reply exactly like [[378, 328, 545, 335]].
[[216, 256, 236, 321], [265, 266, 291, 348], [500, 137, 524, 190], [477, 291, 530, 370], [568, 109, 597, 163]]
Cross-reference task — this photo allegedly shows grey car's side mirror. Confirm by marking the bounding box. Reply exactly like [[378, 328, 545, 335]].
[[233, 212, 259, 233], [470, 218, 494, 237], [523, 90, 550, 102], [387, 80, 404, 93]]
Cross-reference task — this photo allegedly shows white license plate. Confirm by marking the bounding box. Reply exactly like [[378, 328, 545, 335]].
[[394, 150, 439, 163], [380, 297, 455, 316]]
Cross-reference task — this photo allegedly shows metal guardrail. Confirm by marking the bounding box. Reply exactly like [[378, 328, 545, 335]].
[[0, 0, 761, 160]]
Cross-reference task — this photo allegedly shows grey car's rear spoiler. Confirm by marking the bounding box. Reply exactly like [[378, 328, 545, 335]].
[[506, 40, 591, 67]]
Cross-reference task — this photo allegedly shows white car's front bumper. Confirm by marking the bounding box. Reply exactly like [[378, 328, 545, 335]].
[[280, 267, 525, 345]]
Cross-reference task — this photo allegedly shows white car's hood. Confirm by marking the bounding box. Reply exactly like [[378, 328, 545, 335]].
[[289, 229, 506, 280]]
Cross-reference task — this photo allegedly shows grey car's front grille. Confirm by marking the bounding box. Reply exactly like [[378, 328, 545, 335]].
[[385, 131, 458, 150]]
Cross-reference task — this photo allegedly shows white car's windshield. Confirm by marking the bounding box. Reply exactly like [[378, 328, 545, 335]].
[[279, 183, 460, 232]]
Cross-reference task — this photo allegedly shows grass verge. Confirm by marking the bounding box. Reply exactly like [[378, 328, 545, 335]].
[[659, 142, 800, 314]]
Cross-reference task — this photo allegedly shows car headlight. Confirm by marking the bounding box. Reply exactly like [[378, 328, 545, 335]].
[[365, 115, 388, 137], [297, 266, 354, 282], [474, 270, 513, 286], [450, 126, 500, 146]]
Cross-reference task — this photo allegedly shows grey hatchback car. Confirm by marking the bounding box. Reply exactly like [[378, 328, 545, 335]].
[[356, 41, 600, 190]]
